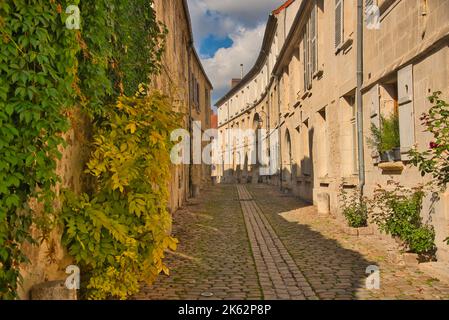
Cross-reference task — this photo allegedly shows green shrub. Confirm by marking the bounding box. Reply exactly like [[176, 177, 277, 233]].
[[369, 181, 436, 255], [339, 185, 368, 228], [409, 92, 449, 245]]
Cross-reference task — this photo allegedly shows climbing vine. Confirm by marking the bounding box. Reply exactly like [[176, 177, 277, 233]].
[[76, 0, 166, 115], [0, 0, 79, 299], [62, 88, 180, 300], [1, 0, 173, 299]]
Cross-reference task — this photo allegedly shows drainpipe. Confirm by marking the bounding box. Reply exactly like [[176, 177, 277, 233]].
[[356, 0, 366, 194], [227, 103, 231, 183], [267, 104, 271, 180]]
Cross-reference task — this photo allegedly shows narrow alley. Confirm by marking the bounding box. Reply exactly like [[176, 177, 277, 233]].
[[136, 184, 449, 300]]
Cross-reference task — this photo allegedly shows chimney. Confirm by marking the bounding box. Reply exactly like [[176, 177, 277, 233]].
[[231, 78, 241, 89], [230, 64, 244, 89]]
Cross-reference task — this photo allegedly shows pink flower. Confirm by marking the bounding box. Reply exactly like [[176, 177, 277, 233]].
[[429, 142, 439, 149]]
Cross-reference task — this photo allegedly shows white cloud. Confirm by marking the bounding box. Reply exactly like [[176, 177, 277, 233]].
[[189, 0, 283, 44], [187, 0, 284, 103], [202, 24, 266, 103]]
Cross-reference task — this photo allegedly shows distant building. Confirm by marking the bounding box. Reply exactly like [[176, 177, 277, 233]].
[[152, 0, 213, 211]]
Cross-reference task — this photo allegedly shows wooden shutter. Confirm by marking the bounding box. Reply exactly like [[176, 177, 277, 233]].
[[335, 0, 343, 49], [369, 84, 380, 127], [397, 65, 415, 156], [368, 84, 380, 163]]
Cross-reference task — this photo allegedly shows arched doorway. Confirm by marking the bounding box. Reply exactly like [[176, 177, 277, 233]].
[[251, 113, 261, 184], [241, 152, 247, 183], [284, 129, 293, 186]]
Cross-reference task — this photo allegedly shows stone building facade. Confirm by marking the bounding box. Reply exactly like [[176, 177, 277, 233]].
[[216, 0, 449, 262], [152, 0, 213, 211], [19, 0, 212, 299]]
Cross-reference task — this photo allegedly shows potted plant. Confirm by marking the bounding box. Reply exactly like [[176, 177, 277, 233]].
[[368, 113, 401, 162]]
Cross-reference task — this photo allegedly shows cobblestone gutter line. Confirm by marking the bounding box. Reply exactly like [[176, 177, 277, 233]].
[[237, 185, 318, 300]]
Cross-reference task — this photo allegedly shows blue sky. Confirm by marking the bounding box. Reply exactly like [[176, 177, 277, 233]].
[[199, 35, 233, 59], [188, 0, 285, 105]]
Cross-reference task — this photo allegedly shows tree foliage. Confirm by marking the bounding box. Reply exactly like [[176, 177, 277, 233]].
[[0, 0, 79, 299]]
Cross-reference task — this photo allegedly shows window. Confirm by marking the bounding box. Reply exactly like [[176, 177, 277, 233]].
[[301, 119, 312, 176], [317, 107, 328, 177], [190, 73, 200, 111], [196, 81, 200, 112], [303, 3, 317, 92], [303, 29, 310, 91], [205, 88, 210, 125], [370, 73, 413, 163], [335, 0, 344, 49], [310, 3, 318, 75], [190, 73, 194, 104]]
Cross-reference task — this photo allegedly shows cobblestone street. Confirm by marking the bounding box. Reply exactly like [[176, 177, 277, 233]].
[[136, 184, 449, 300]]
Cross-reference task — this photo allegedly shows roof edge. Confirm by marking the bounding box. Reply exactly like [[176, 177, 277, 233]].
[[182, 0, 213, 89], [272, 0, 295, 15]]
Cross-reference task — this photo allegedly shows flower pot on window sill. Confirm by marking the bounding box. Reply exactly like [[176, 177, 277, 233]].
[[393, 147, 402, 161], [380, 150, 395, 163]]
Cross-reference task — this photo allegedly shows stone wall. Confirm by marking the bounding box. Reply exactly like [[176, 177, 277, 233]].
[[19, 109, 92, 299], [18, 0, 212, 298], [152, 0, 213, 211]]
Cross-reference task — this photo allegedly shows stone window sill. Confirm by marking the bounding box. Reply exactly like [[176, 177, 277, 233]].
[[318, 176, 332, 185], [313, 69, 324, 79], [297, 175, 312, 183], [335, 37, 353, 55], [300, 91, 311, 100], [341, 176, 359, 187], [378, 161, 405, 174]]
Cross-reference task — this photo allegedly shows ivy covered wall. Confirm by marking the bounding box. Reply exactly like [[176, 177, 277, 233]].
[[0, 0, 177, 300]]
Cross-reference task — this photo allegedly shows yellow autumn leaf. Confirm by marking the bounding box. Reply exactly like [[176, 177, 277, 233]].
[[162, 265, 170, 276], [126, 123, 137, 134]]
